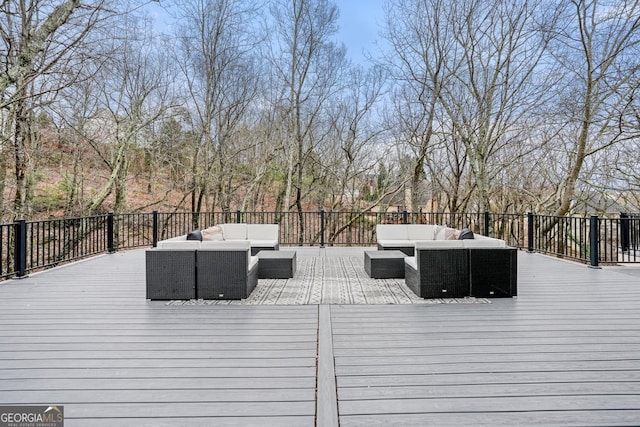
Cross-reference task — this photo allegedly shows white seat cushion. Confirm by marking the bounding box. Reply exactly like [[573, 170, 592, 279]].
[[157, 240, 200, 249], [377, 239, 414, 248], [415, 240, 465, 249], [162, 235, 188, 242], [199, 240, 251, 250], [404, 256, 417, 269], [250, 239, 278, 247], [249, 256, 259, 270], [462, 239, 506, 248]]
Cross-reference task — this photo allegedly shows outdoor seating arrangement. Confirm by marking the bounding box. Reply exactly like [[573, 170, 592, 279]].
[[376, 224, 459, 255], [146, 222, 516, 301], [146, 239, 260, 300], [372, 224, 517, 298], [206, 223, 280, 255], [196, 241, 259, 300], [404, 239, 518, 298], [466, 241, 518, 297], [146, 223, 280, 300], [145, 241, 198, 300], [404, 240, 469, 298]]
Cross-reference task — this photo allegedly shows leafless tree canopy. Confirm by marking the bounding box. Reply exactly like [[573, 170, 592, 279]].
[[1, 0, 640, 221]]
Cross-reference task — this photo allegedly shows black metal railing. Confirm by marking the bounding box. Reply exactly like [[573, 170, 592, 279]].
[[1, 210, 638, 279], [528, 214, 590, 262]]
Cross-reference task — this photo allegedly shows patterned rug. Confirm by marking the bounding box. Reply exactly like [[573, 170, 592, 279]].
[[167, 256, 490, 305]]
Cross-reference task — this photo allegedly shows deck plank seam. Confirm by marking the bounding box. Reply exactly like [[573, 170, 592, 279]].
[[316, 305, 339, 427]]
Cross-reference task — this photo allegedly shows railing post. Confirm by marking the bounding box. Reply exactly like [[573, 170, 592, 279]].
[[590, 215, 600, 268], [107, 212, 115, 253], [14, 219, 27, 278], [527, 212, 534, 253], [236, 210, 242, 223], [402, 210, 408, 224], [484, 211, 490, 237], [320, 209, 325, 248], [152, 210, 159, 248], [620, 212, 630, 252]]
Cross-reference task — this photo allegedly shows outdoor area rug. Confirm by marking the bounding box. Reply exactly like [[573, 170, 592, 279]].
[[167, 256, 490, 305]]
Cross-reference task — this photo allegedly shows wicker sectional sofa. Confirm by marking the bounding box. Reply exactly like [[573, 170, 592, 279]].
[[196, 241, 259, 300], [404, 239, 517, 298], [376, 224, 461, 255], [146, 239, 259, 300], [376, 224, 517, 298], [145, 241, 199, 300], [215, 223, 280, 255], [145, 223, 278, 300]]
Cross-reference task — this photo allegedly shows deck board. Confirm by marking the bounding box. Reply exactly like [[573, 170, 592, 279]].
[[332, 252, 640, 426], [0, 249, 639, 425], [0, 251, 318, 426]]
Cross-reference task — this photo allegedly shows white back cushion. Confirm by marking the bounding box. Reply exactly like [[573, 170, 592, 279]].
[[376, 224, 408, 240], [220, 223, 248, 240], [407, 225, 436, 240], [247, 224, 279, 240]]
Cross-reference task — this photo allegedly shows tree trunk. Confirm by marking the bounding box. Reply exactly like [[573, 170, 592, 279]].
[[12, 97, 30, 219], [88, 138, 128, 214], [0, 147, 7, 219]]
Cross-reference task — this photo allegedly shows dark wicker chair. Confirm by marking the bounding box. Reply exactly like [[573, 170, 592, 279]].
[[466, 243, 518, 297], [404, 241, 469, 298], [196, 241, 258, 300], [145, 241, 199, 300]]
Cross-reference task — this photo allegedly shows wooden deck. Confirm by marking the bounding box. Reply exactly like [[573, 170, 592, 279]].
[[0, 248, 639, 426]]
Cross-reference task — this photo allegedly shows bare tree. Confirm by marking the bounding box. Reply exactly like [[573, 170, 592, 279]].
[[268, 0, 346, 241], [382, 0, 460, 212], [173, 0, 260, 215], [319, 66, 387, 211], [86, 16, 175, 213], [549, 0, 640, 216], [0, 0, 118, 218], [425, 131, 473, 212], [439, 0, 553, 212]]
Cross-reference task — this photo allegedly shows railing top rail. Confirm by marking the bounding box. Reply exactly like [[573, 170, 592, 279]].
[[4, 211, 637, 227], [24, 214, 109, 225]]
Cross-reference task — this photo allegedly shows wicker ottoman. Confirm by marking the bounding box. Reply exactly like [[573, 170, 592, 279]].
[[364, 250, 406, 278], [257, 251, 297, 278]]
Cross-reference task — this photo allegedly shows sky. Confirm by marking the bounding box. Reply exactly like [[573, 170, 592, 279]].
[[144, 1, 386, 65], [335, 0, 386, 64]]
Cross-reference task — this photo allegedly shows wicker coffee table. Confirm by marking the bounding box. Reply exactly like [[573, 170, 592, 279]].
[[257, 251, 297, 279], [364, 250, 406, 278]]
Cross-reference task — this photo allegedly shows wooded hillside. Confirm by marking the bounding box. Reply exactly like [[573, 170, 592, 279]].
[[1, 0, 639, 223]]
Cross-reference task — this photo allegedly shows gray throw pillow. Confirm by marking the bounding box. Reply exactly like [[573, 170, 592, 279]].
[[458, 228, 474, 240], [186, 229, 203, 241]]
